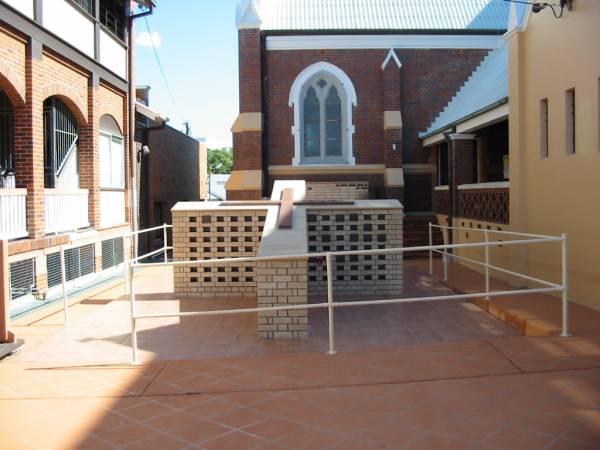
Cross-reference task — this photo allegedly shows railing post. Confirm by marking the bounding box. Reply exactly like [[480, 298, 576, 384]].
[[163, 223, 168, 262], [129, 263, 139, 364], [428, 222, 433, 275], [123, 235, 130, 294], [0, 240, 15, 344], [326, 253, 336, 355], [484, 229, 490, 301], [442, 228, 448, 282], [60, 245, 69, 326], [560, 233, 569, 337]]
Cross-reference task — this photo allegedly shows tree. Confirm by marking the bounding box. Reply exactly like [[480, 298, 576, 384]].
[[207, 147, 233, 174]]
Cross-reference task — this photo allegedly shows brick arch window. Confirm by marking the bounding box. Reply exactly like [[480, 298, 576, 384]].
[[289, 62, 357, 166], [43, 97, 79, 189]]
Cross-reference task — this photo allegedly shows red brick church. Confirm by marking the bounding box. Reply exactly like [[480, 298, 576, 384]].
[[227, 0, 510, 240]]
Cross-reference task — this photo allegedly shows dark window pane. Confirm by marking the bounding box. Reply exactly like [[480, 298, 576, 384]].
[[303, 87, 320, 157], [325, 87, 342, 156]]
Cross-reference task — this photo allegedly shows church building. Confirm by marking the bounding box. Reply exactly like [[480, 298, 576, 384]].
[[228, 0, 510, 243]]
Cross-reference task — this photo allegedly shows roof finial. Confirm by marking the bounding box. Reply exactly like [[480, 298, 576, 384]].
[[236, 0, 263, 30]]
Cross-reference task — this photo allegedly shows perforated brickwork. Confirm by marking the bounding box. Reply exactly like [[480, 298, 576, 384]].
[[172, 209, 267, 297], [306, 209, 403, 296]]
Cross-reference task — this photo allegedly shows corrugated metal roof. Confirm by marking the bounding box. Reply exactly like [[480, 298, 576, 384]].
[[256, 0, 510, 31], [421, 42, 508, 138]]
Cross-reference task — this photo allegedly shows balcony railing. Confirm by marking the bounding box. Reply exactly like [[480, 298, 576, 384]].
[[45, 189, 89, 234], [458, 182, 509, 224], [433, 182, 509, 225], [0, 189, 28, 240], [100, 190, 126, 229]]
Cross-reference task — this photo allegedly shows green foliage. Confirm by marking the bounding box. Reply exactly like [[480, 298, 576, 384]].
[[207, 147, 233, 174]]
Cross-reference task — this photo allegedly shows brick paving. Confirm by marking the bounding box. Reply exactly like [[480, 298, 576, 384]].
[[1, 261, 599, 449]]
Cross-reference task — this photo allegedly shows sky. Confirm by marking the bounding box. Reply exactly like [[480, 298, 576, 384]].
[[135, 1, 240, 149]]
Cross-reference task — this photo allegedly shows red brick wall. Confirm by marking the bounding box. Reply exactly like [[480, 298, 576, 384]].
[[238, 29, 262, 112], [147, 126, 202, 226], [232, 131, 262, 171], [263, 48, 488, 167], [0, 25, 130, 239]]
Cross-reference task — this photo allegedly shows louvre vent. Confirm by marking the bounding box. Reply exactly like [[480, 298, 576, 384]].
[[9, 258, 36, 300], [47, 244, 95, 288], [102, 237, 124, 270]]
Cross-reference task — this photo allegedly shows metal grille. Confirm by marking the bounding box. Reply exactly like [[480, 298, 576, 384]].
[[9, 259, 36, 301], [46, 244, 96, 288], [102, 237, 124, 270], [100, 0, 125, 40], [43, 98, 78, 187], [0, 89, 13, 175]]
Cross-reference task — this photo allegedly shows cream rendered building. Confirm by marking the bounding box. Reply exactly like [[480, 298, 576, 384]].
[[508, 0, 600, 311], [428, 1, 599, 312]]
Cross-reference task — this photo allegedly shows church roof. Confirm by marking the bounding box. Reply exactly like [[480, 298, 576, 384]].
[[243, 0, 510, 31], [421, 41, 508, 138]]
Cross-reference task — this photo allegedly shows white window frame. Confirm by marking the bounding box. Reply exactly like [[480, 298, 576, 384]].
[[289, 62, 357, 166], [99, 131, 125, 189]]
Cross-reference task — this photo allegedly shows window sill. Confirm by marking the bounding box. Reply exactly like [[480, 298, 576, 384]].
[[269, 163, 384, 175]]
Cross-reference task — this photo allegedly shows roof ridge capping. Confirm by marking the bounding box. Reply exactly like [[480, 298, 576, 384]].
[[236, 0, 262, 30]]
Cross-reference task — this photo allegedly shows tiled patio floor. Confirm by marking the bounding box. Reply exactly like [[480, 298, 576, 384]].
[[8, 262, 517, 365], [2, 260, 600, 449]]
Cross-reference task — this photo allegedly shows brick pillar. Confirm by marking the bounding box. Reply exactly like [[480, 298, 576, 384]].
[[227, 25, 263, 200], [381, 49, 404, 201], [449, 133, 477, 220], [13, 38, 45, 238], [0, 240, 15, 344], [79, 75, 100, 229]]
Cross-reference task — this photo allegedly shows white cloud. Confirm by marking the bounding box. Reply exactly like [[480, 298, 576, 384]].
[[136, 31, 162, 48]]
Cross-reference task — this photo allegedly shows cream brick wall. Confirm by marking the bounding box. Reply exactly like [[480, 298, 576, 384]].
[[172, 208, 267, 298], [307, 208, 403, 296], [305, 182, 369, 201], [256, 259, 308, 338]]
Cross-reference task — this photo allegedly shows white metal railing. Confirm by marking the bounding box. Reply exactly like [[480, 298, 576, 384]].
[[429, 223, 568, 336], [55, 223, 172, 326], [45, 189, 89, 234], [127, 225, 569, 364], [0, 189, 28, 240]]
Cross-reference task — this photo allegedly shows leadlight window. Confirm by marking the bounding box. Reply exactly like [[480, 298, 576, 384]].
[[301, 76, 346, 163]]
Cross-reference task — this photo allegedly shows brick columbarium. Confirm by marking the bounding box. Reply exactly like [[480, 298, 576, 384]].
[[172, 180, 403, 339]]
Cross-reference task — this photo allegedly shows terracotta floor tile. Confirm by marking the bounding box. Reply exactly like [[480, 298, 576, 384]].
[[243, 416, 304, 440], [484, 427, 555, 450], [142, 409, 199, 431], [123, 432, 190, 450], [276, 426, 340, 449], [403, 432, 470, 450], [212, 407, 270, 429], [202, 430, 269, 450], [96, 422, 160, 447], [168, 418, 231, 444]]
